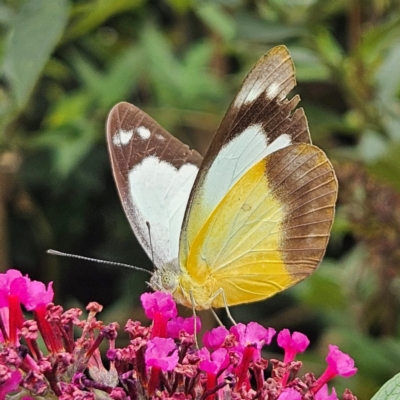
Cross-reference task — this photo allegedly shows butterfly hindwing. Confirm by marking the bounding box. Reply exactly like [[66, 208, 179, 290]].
[[107, 102, 202, 268], [179, 144, 337, 308]]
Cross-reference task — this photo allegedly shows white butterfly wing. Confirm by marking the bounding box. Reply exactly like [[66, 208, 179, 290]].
[[107, 102, 202, 268]]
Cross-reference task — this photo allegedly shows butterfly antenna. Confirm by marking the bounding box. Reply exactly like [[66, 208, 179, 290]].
[[146, 221, 156, 269], [47, 249, 152, 275]]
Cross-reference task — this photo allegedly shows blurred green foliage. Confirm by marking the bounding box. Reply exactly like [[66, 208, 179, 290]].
[[2, 0, 400, 398]]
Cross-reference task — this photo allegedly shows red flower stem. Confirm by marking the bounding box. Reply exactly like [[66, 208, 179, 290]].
[[151, 312, 167, 338], [206, 373, 217, 400], [34, 304, 64, 353], [310, 367, 336, 394], [24, 338, 41, 360], [8, 294, 23, 346], [235, 346, 255, 390], [148, 366, 161, 395]]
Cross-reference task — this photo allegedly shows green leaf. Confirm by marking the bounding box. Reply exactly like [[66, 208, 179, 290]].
[[290, 47, 330, 82], [372, 373, 400, 400], [64, 0, 143, 43], [235, 12, 304, 42], [311, 26, 344, 70], [72, 46, 144, 109], [139, 26, 183, 106], [195, 3, 236, 41], [2, 0, 70, 109]]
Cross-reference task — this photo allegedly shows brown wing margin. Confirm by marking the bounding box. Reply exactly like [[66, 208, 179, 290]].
[[266, 143, 338, 280], [205, 46, 311, 169]]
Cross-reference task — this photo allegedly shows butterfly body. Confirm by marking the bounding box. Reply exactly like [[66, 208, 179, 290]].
[[107, 46, 338, 310]]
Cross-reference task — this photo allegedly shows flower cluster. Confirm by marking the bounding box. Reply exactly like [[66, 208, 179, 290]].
[[0, 270, 357, 400]]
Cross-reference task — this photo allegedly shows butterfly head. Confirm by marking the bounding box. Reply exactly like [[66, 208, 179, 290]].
[[149, 260, 180, 294]]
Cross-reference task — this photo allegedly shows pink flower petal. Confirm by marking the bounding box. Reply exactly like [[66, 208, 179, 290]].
[[277, 329, 310, 363], [278, 388, 302, 400], [140, 292, 177, 320], [315, 384, 338, 400], [167, 316, 201, 338], [199, 348, 229, 375], [23, 281, 54, 311], [203, 326, 229, 350], [231, 322, 275, 350], [326, 345, 357, 377], [145, 337, 178, 371]]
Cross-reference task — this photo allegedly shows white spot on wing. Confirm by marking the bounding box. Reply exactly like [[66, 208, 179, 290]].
[[156, 134, 165, 141], [266, 82, 280, 99], [234, 79, 265, 107], [203, 124, 291, 211], [137, 126, 151, 140], [113, 129, 134, 146], [128, 157, 198, 266]]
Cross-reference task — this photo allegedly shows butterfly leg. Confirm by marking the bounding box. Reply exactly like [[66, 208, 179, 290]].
[[208, 288, 237, 326], [210, 308, 224, 326], [189, 290, 200, 348]]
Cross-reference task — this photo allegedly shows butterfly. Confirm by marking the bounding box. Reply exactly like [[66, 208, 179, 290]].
[[106, 45, 338, 312]]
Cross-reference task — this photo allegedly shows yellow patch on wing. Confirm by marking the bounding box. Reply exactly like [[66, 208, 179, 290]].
[[177, 144, 337, 309], [179, 159, 293, 308]]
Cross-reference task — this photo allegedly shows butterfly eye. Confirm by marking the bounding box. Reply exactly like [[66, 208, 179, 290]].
[[161, 272, 177, 292]]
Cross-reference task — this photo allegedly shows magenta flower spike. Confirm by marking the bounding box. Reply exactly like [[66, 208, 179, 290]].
[[199, 347, 230, 400], [0, 270, 358, 399], [203, 326, 230, 350], [167, 316, 201, 338], [145, 337, 178, 395], [311, 345, 357, 394], [0, 270, 29, 346], [230, 322, 275, 390], [277, 329, 310, 386], [141, 292, 177, 339], [277, 329, 310, 363], [22, 279, 60, 354]]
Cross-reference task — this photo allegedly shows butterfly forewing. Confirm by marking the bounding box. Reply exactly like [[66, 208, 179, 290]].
[[107, 102, 203, 268], [180, 46, 312, 265]]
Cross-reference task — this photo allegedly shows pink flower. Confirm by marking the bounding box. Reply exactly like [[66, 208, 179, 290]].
[[145, 337, 178, 371], [0, 367, 21, 399], [140, 292, 177, 320], [311, 345, 357, 394], [23, 281, 54, 311], [277, 329, 310, 363], [0, 270, 28, 307], [326, 345, 357, 377], [278, 388, 302, 400], [230, 322, 275, 391], [231, 322, 275, 353], [315, 384, 338, 400], [203, 326, 229, 350], [167, 316, 201, 338], [198, 348, 229, 375]]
